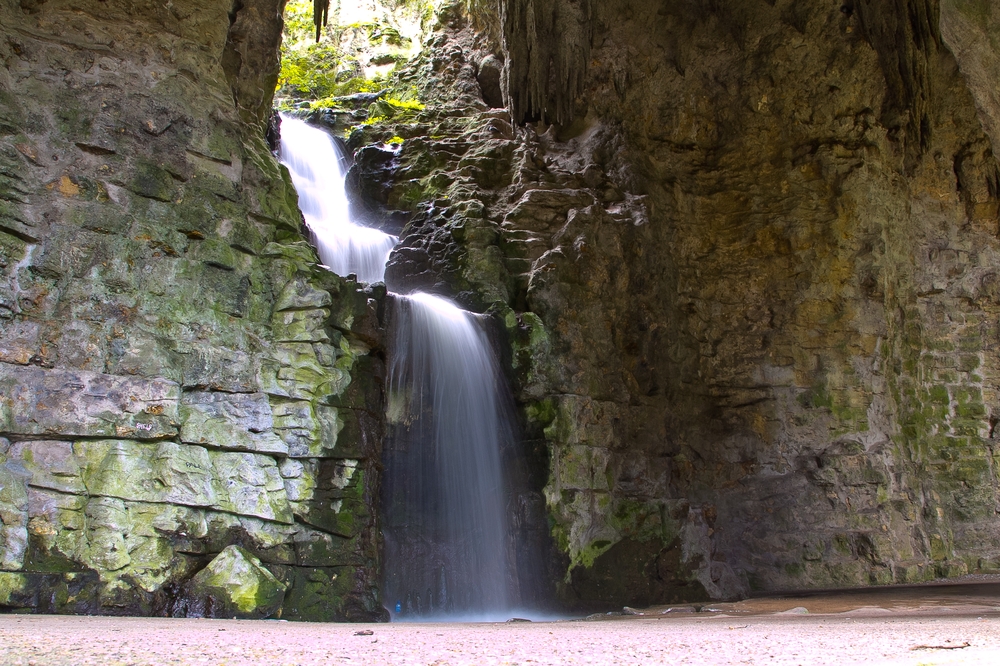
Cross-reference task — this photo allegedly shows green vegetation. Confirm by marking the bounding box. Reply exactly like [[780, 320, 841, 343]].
[[278, 0, 433, 109], [362, 96, 426, 123]]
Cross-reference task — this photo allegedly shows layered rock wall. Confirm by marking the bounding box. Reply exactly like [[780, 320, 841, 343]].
[[0, 0, 387, 619]]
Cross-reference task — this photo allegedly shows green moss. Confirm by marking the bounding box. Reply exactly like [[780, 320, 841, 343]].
[[0, 229, 28, 276], [0, 572, 28, 605], [797, 385, 832, 409], [575, 538, 614, 570], [609, 498, 677, 544], [363, 97, 426, 125], [525, 399, 556, 427], [929, 533, 949, 561], [195, 546, 286, 615], [130, 162, 178, 203], [281, 566, 357, 621], [395, 178, 442, 210]]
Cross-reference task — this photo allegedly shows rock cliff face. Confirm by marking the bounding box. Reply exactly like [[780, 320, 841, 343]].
[[355, 0, 1000, 610], [4, 0, 1000, 620], [0, 0, 387, 619]]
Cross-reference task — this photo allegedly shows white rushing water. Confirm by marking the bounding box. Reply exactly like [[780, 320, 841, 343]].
[[279, 116, 522, 621], [279, 115, 397, 283], [382, 292, 514, 619]]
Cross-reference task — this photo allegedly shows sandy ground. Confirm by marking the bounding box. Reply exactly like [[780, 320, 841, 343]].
[[4, 583, 1000, 665]]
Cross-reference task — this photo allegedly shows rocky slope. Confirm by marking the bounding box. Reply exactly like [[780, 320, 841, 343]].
[[0, 0, 387, 620]]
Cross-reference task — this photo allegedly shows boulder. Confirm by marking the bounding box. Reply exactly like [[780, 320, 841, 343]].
[[184, 545, 286, 619]]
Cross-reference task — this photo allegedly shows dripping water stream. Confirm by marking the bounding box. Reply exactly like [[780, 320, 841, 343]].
[[279, 116, 530, 621]]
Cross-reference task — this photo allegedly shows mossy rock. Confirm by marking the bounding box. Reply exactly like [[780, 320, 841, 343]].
[[182, 545, 287, 619]]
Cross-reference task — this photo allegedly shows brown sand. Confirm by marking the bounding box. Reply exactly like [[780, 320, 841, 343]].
[[4, 583, 1000, 665]]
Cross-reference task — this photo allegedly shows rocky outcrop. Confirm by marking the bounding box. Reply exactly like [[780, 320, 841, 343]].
[[179, 545, 287, 619], [0, 0, 387, 620], [352, 0, 1000, 611], [941, 0, 1000, 154], [500, 0, 592, 124]]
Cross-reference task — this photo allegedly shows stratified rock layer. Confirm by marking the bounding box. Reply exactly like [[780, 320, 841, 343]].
[[0, 0, 387, 620]]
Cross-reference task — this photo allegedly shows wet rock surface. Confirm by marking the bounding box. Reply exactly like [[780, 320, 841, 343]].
[[0, 0, 388, 620], [177, 544, 287, 619]]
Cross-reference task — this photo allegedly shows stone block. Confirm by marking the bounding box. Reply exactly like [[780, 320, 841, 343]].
[[272, 308, 331, 343], [0, 319, 39, 365], [328, 355, 384, 411], [263, 343, 349, 400], [293, 527, 363, 567], [83, 496, 131, 572], [7, 440, 85, 494], [75, 440, 292, 524], [280, 458, 316, 506], [555, 444, 611, 491], [78, 440, 214, 508], [179, 391, 287, 455], [0, 363, 179, 439], [503, 189, 597, 233], [0, 570, 101, 613], [211, 451, 293, 524], [272, 399, 321, 457], [0, 461, 29, 570], [180, 345, 259, 393], [280, 565, 369, 621], [186, 237, 240, 271], [288, 457, 364, 532], [274, 277, 332, 311]]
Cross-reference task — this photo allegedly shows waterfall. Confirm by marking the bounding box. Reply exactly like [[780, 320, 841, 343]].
[[278, 116, 523, 620], [279, 116, 397, 283], [383, 292, 514, 618]]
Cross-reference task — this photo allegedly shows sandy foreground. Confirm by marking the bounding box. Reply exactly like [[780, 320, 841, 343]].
[[4, 584, 1000, 665]]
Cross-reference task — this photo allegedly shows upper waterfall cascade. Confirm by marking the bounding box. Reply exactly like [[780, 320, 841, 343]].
[[279, 116, 397, 284], [278, 116, 523, 620]]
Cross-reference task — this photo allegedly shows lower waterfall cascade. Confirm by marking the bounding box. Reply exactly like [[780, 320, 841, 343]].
[[278, 115, 529, 620]]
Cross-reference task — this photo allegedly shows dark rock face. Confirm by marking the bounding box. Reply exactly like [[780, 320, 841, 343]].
[[0, 0, 387, 620], [500, 0, 592, 124], [476, 54, 505, 110], [353, 0, 1000, 610]]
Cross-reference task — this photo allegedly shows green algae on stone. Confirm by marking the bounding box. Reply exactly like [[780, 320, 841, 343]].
[[0, 571, 28, 606], [0, 461, 29, 570], [280, 565, 369, 622], [186, 545, 287, 618]]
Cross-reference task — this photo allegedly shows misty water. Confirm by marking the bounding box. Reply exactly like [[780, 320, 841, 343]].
[[279, 116, 524, 621]]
